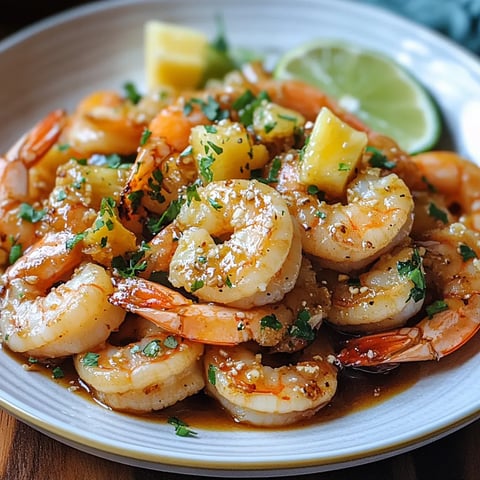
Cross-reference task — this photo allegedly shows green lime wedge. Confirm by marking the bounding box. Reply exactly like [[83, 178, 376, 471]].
[[274, 40, 441, 153]]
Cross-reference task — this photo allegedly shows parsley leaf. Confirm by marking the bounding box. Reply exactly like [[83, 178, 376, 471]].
[[397, 248, 426, 302], [366, 146, 396, 169], [167, 417, 198, 438], [459, 243, 477, 261], [428, 202, 448, 224], [288, 309, 315, 341], [123, 81, 142, 104], [17, 203, 47, 223], [111, 243, 149, 278], [260, 314, 282, 330], [208, 364, 217, 385], [426, 299, 449, 318], [81, 352, 100, 367]]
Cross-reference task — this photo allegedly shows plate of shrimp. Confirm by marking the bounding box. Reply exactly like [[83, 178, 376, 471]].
[[0, 0, 480, 476]]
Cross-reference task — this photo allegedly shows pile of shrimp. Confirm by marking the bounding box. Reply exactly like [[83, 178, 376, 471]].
[[0, 62, 479, 428]]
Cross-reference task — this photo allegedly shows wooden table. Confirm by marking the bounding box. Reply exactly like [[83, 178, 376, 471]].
[[1, 2, 479, 479]]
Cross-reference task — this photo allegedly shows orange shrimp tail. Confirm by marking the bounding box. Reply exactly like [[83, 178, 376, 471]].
[[110, 277, 191, 310], [8, 109, 67, 165], [336, 327, 428, 367]]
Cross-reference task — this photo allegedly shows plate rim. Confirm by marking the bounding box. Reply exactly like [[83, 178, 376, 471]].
[[0, 0, 479, 475]]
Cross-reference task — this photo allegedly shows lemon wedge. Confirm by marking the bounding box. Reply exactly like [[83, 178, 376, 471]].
[[144, 20, 209, 91]]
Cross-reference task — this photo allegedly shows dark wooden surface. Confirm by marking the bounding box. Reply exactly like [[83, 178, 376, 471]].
[[0, 1, 479, 479]]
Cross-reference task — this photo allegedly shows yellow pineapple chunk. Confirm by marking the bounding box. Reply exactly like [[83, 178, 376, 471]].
[[300, 107, 367, 198], [253, 102, 305, 141], [190, 121, 269, 182], [145, 21, 209, 91], [82, 198, 137, 266]]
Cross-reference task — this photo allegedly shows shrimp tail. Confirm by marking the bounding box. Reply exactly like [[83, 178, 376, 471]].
[[110, 276, 191, 310], [336, 327, 436, 366], [337, 295, 480, 367], [6, 109, 67, 165]]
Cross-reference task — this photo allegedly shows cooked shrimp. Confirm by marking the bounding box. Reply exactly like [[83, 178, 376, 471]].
[[74, 316, 204, 413], [110, 276, 296, 347], [118, 137, 197, 232], [0, 110, 66, 265], [410, 151, 480, 232], [337, 224, 480, 366], [328, 244, 425, 333], [0, 231, 125, 358], [168, 179, 297, 305], [242, 63, 368, 131], [64, 90, 146, 156], [111, 255, 330, 349], [203, 333, 338, 427], [272, 151, 414, 272]]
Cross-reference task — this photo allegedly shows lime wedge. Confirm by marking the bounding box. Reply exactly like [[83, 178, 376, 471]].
[[274, 40, 441, 153]]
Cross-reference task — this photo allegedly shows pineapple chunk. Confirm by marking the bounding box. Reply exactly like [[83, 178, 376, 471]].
[[190, 121, 269, 182], [82, 198, 137, 267], [145, 21, 209, 91], [253, 102, 305, 141], [299, 107, 367, 199]]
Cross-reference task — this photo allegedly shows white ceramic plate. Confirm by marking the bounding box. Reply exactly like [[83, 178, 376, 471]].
[[1, 0, 479, 476]]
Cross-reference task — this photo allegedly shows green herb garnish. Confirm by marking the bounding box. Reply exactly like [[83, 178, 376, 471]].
[[397, 248, 426, 302]]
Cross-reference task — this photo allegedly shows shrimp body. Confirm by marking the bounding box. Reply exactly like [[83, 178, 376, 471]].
[[0, 110, 67, 263], [337, 224, 480, 366], [169, 179, 298, 305], [328, 245, 425, 333], [64, 91, 145, 156], [204, 335, 337, 426], [110, 276, 296, 347], [274, 151, 414, 272], [411, 151, 480, 231], [74, 322, 204, 413], [0, 232, 125, 358]]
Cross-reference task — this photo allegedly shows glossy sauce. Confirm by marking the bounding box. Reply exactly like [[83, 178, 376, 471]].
[[5, 345, 420, 432]]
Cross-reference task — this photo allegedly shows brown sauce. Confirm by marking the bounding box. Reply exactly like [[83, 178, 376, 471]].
[[5, 345, 420, 432]]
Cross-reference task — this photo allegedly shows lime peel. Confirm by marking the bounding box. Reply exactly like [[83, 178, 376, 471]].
[[274, 40, 441, 153]]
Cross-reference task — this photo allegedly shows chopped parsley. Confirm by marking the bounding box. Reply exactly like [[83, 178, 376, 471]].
[[163, 336, 178, 349], [17, 203, 47, 223], [52, 366, 64, 379], [426, 299, 449, 318], [123, 81, 142, 105], [111, 243, 149, 278], [307, 184, 325, 201], [459, 243, 477, 261], [184, 96, 228, 122], [66, 232, 86, 250], [82, 352, 100, 367], [146, 199, 184, 235], [143, 340, 162, 358], [167, 417, 198, 437], [8, 242, 22, 265], [208, 197, 222, 210], [422, 175, 437, 193], [190, 279, 205, 292], [428, 202, 448, 224], [140, 128, 152, 146], [366, 146, 396, 169], [198, 155, 215, 183], [207, 364, 217, 385], [232, 89, 270, 126], [254, 156, 281, 184], [288, 310, 315, 341], [186, 183, 201, 204], [260, 314, 282, 331], [397, 248, 426, 302]]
